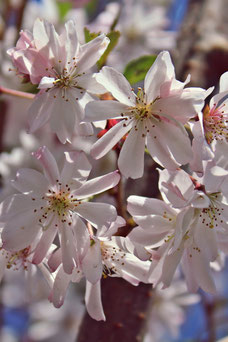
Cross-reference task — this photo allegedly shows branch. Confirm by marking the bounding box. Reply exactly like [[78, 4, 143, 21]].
[[77, 277, 152, 342]]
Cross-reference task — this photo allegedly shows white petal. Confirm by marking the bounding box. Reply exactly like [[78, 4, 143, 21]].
[[133, 215, 174, 233], [2, 211, 40, 251], [96, 66, 136, 106], [91, 119, 133, 159], [32, 220, 57, 264], [153, 120, 193, 165], [146, 125, 179, 170], [97, 216, 126, 239], [33, 18, 51, 50], [191, 249, 216, 293], [85, 281, 105, 321], [160, 247, 183, 288], [194, 216, 218, 261], [81, 240, 103, 284], [77, 34, 110, 73], [219, 71, 228, 92], [128, 227, 166, 249], [181, 251, 199, 292], [33, 146, 60, 186], [158, 168, 194, 207], [52, 266, 71, 308], [60, 151, 91, 187], [28, 92, 53, 133], [78, 73, 106, 94], [75, 202, 117, 228], [118, 124, 146, 179], [153, 90, 205, 123], [71, 216, 90, 267], [59, 222, 75, 274], [62, 20, 79, 64], [73, 171, 120, 199], [144, 51, 175, 103], [48, 248, 62, 272], [38, 76, 55, 89], [49, 90, 78, 143], [127, 196, 175, 216], [0, 254, 7, 283], [0, 194, 43, 221], [12, 168, 48, 195], [84, 100, 130, 122]]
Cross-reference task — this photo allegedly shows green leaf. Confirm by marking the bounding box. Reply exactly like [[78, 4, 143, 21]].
[[85, 0, 98, 17], [97, 30, 120, 69], [57, 2, 72, 21], [84, 27, 100, 43], [123, 55, 157, 85]]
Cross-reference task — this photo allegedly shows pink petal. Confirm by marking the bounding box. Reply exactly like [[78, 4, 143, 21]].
[[52, 266, 71, 308], [91, 119, 133, 159], [59, 222, 76, 275], [33, 146, 60, 186], [75, 202, 117, 228], [118, 123, 146, 179], [0, 194, 43, 221], [60, 151, 91, 188], [81, 240, 103, 284], [27, 92, 53, 132], [77, 34, 110, 73], [84, 100, 130, 122], [12, 168, 48, 195], [144, 51, 175, 103], [96, 66, 136, 106], [73, 170, 120, 199], [85, 281, 106, 321], [2, 211, 41, 251], [32, 218, 57, 265]]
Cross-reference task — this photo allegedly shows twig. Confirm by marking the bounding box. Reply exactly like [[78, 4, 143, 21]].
[[0, 86, 35, 100]]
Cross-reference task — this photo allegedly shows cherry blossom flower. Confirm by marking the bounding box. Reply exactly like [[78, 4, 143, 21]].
[[154, 167, 228, 292], [0, 146, 120, 276], [48, 217, 150, 320], [0, 233, 55, 293], [190, 72, 228, 173], [84, 51, 206, 178], [201, 72, 228, 144], [8, 18, 110, 143], [127, 165, 228, 293]]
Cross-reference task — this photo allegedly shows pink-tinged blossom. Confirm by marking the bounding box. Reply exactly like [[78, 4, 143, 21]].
[[190, 72, 228, 174], [0, 146, 120, 276], [127, 165, 228, 293], [48, 217, 150, 321], [152, 167, 228, 292], [8, 18, 110, 143], [0, 235, 55, 291], [84, 51, 206, 178], [201, 72, 228, 144]]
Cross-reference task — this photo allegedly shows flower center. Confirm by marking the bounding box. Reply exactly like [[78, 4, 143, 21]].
[[101, 241, 126, 277], [45, 57, 86, 100], [199, 193, 224, 229], [33, 181, 82, 228], [203, 103, 228, 143], [2, 246, 31, 271]]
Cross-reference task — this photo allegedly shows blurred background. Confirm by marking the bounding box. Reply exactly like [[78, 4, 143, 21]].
[[0, 0, 228, 341]]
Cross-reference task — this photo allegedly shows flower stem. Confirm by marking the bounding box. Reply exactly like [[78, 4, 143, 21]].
[[0, 86, 35, 100]]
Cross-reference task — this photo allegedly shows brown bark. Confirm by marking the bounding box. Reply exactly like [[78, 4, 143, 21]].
[[77, 277, 152, 342], [174, 0, 228, 88]]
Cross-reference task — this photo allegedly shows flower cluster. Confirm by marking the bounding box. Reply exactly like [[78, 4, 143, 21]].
[[1, 17, 228, 324]]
